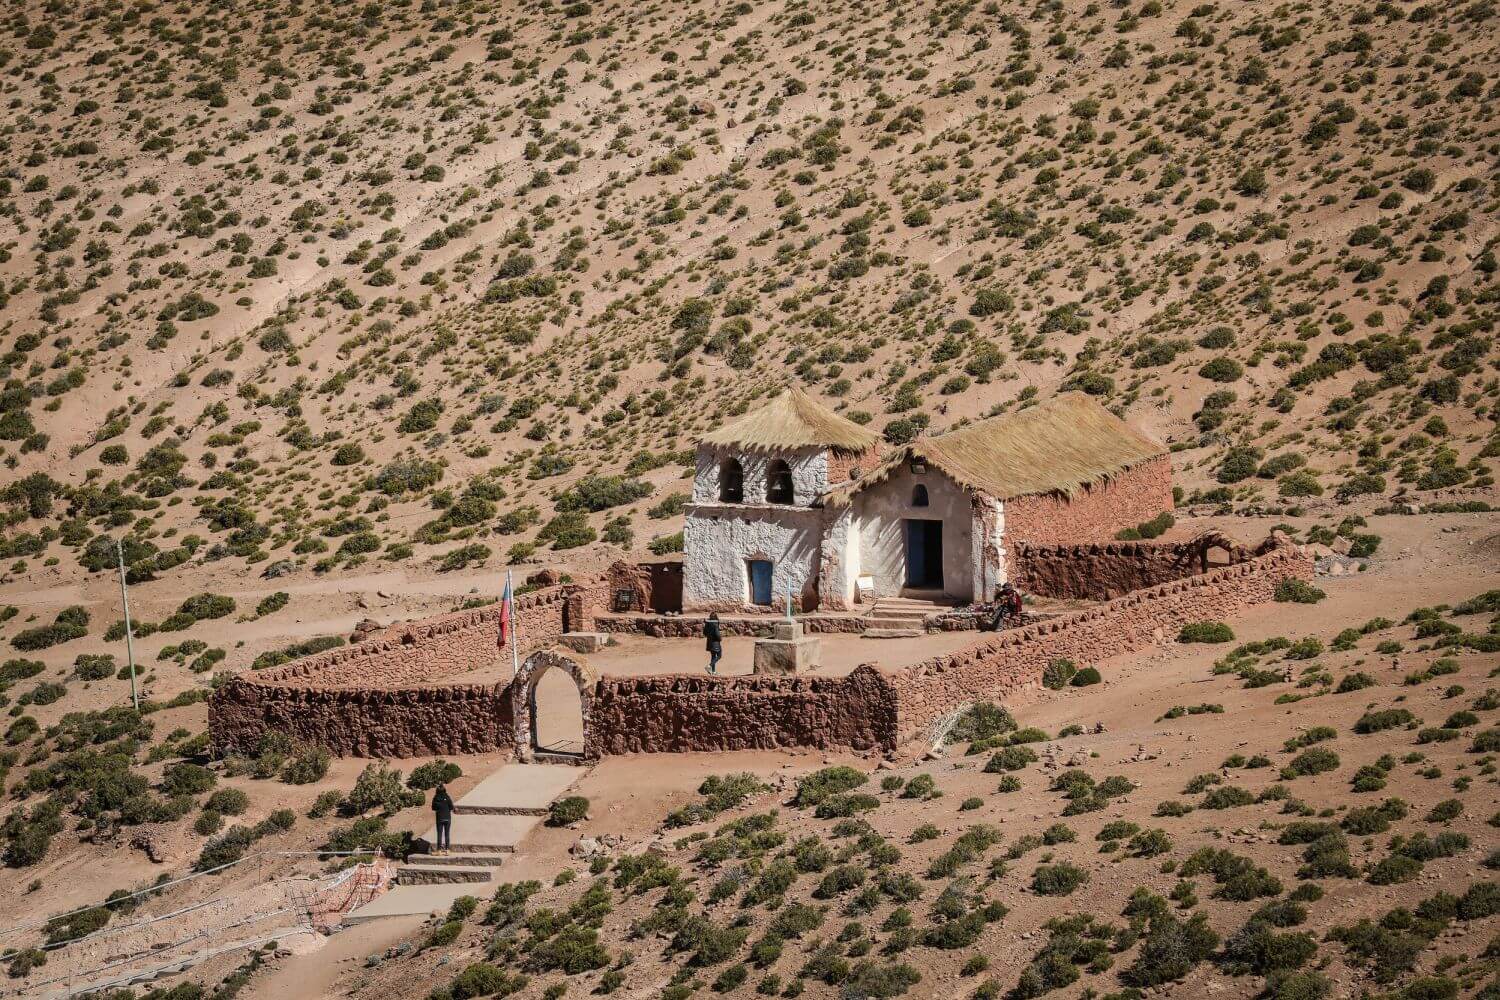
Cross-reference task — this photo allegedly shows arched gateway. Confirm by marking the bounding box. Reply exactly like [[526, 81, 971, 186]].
[[511, 649, 598, 762]]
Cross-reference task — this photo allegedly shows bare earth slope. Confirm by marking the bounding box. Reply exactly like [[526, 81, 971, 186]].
[[0, 0, 1495, 594]]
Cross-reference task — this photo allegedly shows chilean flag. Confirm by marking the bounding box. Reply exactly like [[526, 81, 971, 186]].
[[499, 571, 513, 646]]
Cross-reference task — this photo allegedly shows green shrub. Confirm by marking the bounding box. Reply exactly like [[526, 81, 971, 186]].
[[548, 796, 590, 826], [1275, 579, 1326, 604], [1031, 862, 1088, 896], [407, 760, 463, 790], [793, 766, 867, 807], [1070, 666, 1102, 687], [255, 592, 290, 617], [1041, 658, 1077, 690], [206, 788, 250, 815], [945, 702, 1016, 744], [1179, 622, 1234, 643]]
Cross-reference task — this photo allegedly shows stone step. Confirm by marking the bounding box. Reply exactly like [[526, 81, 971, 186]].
[[862, 628, 925, 639], [397, 865, 494, 886], [454, 804, 550, 817]]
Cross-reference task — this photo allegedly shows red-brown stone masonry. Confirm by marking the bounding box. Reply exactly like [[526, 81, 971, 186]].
[[209, 583, 593, 756], [589, 665, 898, 755], [826, 443, 886, 485], [210, 540, 1308, 759], [882, 538, 1313, 747], [1011, 531, 1255, 601], [1001, 454, 1174, 550]]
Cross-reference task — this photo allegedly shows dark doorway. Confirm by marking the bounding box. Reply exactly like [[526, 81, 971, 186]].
[[765, 460, 794, 504], [748, 559, 774, 605], [647, 562, 683, 613], [904, 519, 944, 589]]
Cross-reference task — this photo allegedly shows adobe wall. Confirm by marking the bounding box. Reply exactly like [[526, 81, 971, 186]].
[[589, 665, 897, 755], [883, 534, 1312, 747], [1002, 454, 1174, 550], [1011, 530, 1258, 601]]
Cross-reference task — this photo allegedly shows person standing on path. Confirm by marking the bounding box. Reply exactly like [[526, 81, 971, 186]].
[[432, 784, 454, 853], [704, 612, 722, 674]]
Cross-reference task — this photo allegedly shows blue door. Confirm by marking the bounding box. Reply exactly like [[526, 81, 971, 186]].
[[748, 560, 773, 605], [904, 519, 943, 589]]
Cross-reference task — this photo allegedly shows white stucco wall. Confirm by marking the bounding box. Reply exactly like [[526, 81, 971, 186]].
[[692, 446, 829, 506], [971, 494, 1006, 601], [819, 506, 858, 608], [850, 464, 975, 600], [683, 506, 825, 609]]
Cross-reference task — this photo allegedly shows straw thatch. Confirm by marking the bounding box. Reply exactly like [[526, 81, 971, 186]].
[[824, 393, 1165, 506], [701, 387, 881, 454]]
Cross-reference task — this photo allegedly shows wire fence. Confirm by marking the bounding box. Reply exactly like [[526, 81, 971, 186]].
[[0, 853, 395, 999]]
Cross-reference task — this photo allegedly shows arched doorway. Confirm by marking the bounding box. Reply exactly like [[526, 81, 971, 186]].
[[512, 650, 597, 762]]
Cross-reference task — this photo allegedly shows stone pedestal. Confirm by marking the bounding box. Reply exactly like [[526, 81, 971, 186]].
[[753, 620, 821, 675], [558, 632, 608, 654]]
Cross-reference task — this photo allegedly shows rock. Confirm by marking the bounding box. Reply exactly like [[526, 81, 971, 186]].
[[1332, 536, 1353, 555], [130, 830, 167, 863], [572, 836, 603, 857], [350, 618, 384, 643]]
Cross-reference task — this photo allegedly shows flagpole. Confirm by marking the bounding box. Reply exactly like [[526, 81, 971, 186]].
[[508, 569, 520, 681]]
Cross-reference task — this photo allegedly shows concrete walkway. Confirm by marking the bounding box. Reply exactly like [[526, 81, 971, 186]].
[[345, 764, 584, 923]]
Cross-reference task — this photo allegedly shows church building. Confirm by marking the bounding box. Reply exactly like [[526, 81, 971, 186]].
[[682, 389, 1171, 612]]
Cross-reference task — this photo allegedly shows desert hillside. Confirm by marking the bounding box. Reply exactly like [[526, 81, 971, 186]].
[[0, 0, 1495, 594]]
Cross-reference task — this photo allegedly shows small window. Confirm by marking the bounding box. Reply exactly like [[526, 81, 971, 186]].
[[766, 459, 794, 504], [911, 484, 929, 507], [719, 458, 744, 503]]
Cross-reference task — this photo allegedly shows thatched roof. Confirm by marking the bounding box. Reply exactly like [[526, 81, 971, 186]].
[[702, 387, 881, 454], [824, 393, 1165, 505]]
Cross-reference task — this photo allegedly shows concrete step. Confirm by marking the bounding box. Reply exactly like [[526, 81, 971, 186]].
[[863, 615, 929, 629], [345, 882, 491, 925], [862, 628, 924, 639], [422, 813, 538, 853], [397, 865, 494, 886], [455, 763, 584, 813], [411, 852, 511, 868]]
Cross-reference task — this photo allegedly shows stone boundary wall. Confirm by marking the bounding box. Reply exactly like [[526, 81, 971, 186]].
[[589, 665, 897, 755], [883, 536, 1312, 748], [1011, 530, 1257, 601], [209, 536, 1309, 759], [209, 582, 604, 756], [1003, 454, 1174, 549]]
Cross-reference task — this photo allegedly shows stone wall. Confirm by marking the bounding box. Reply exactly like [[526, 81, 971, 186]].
[[210, 680, 514, 757], [590, 665, 897, 754], [210, 536, 1310, 759], [1002, 454, 1174, 550], [883, 534, 1312, 747], [209, 583, 589, 756], [1011, 530, 1258, 601]]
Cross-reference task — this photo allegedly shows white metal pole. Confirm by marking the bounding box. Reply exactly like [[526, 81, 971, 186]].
[[508, 569, 520, 681], [117, 538, 139, 712]]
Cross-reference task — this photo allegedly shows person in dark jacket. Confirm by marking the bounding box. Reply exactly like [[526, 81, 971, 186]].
[[432, 784, 454, 852], [705, 612, 722, 674], [988, 583, 1024, 631]]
